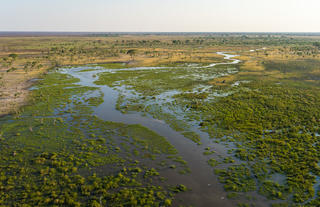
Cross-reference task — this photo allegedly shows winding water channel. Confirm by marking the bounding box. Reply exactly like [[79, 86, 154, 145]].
[[59, 52, 271, 207]]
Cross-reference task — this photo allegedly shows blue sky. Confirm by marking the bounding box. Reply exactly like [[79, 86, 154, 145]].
[[0, 0, 319, 32]]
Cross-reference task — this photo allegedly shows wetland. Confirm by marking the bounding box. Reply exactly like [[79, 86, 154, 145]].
[[1, 33, 320, 206]]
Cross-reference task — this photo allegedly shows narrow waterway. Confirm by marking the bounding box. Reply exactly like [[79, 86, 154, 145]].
[[60, 52, 270, 207]]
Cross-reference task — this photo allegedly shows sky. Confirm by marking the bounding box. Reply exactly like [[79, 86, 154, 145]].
[[0, 0, 319, 32]]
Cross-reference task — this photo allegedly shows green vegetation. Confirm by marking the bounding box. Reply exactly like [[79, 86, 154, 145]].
[[2, 34, 320, 206], [259, 180, 288, 200], [181, 131, 201, 145], [263, 59, 320, 73], [215, 165, 256, 192], [0, 71, 187, 206], [207, 158, 219, 167], [90, 35, 320, 206]]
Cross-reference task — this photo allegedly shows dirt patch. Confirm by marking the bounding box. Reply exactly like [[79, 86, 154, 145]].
[[0, 68, 47, 116]]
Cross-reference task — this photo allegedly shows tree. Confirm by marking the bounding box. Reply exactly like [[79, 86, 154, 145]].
[[126, 49, 136, 60], [8, 53, 18, 60], [6, 67, 17, 73], [313, 42, 320, 48]]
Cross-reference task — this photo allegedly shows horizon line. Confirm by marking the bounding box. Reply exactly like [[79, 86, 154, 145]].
[[1, 31, 320, 37], [1, 31, 320, 33]]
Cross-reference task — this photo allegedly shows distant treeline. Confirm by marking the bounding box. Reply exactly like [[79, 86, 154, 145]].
[[1, 31, 320, 37]]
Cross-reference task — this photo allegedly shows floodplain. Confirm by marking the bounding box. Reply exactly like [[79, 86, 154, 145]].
[[1, 33, 320, 206]]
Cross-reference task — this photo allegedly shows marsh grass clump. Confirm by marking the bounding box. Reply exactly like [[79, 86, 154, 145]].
[[203, 150, 215, 156], [170, 184, 188, 193], [215, 165, 256, 192], [181, 131, 201, 145], [120, 124, 177, 155], [207, 158, 219, 167], [173, 92, 209, 100], [85, 95, 104, 106], [258, 180, 289, 200], [227, 192, 240, 199]]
